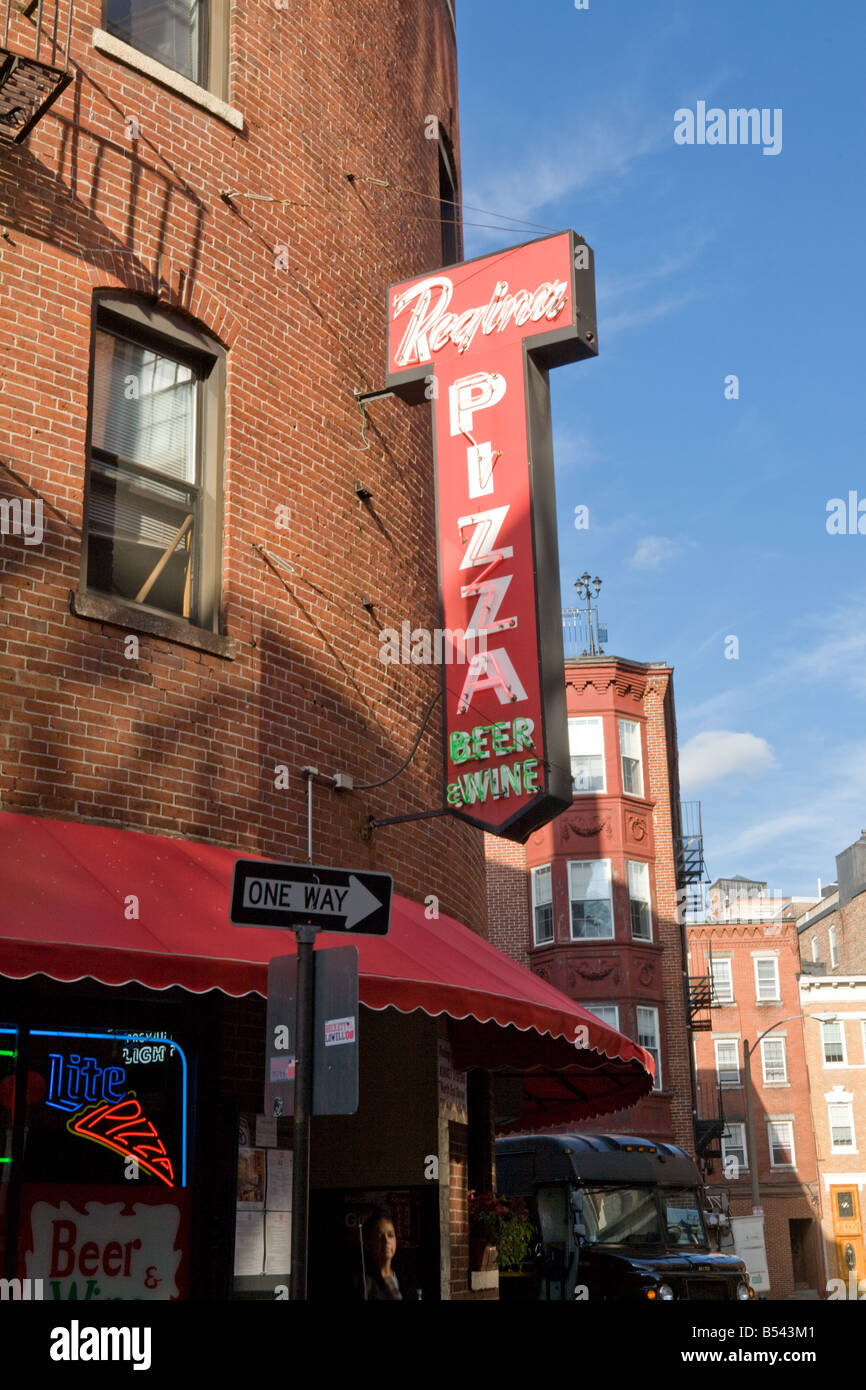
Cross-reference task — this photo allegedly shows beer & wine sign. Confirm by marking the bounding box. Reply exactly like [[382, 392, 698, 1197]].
[[386, 231, 598, 841]]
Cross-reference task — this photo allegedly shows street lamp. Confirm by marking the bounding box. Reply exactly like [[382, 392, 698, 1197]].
[[574, 573, 603, 655], [742, 1012, 836, 1211]]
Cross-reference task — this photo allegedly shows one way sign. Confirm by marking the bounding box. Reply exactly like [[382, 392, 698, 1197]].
[[230, 860, 392, 936]]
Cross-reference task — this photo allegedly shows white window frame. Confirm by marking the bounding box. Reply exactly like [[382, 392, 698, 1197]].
[[754, 956, 780, 1003], [821, 1019, 847, 1067], [586, 1003, 620, 1030], [636, 1005, 661, 1091], [530, 864, 554, 946], [714, 1038, 741, 1087], [568, 717, 606, 795], [710, 957, 734, 1006], [627, 860, 652, 941], [828, 1100, 856, 1154], [618, 718, 644, 798], [767, 1118, 796, 1168], [829, 925, 838, 968], [721, 1122, 748, 1173], [811, 936, 819, 962], [568, 859, 614, 941], [760, 1036, 788, 1085]]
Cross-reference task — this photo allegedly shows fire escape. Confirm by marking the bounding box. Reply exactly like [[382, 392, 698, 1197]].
[[677, 801, 726, 1158], [0, 0, 73, 144]]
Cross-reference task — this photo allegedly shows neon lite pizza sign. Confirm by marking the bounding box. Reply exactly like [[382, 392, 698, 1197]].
[[386, 231, 598, 841], [40, 1032, 187, 1187]]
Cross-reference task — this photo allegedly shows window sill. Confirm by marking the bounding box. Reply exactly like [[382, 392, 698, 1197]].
[[70, 590, 236, 659], [762, 1082, 790, 1089], [92, 28, 244, 131]]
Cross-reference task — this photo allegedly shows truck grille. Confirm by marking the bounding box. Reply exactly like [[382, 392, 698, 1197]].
[[685, 1279, 729, 1300]]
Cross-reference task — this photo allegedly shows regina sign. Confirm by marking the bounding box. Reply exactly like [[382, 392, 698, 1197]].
[[386, 231, 598, 841]]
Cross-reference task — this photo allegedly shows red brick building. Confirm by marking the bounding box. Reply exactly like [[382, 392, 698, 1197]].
[[688, 918, 822, 1298], [487, 652, 695, 1151], [0, 0, 652, 1302]]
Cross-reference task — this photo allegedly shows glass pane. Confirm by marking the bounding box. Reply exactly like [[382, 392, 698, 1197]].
[[534, 904, 553, 942], [568, 718, 603, 756], [630, 900, 651, 939], [92, 331, 197, 483], [837, 1192, 854, 1219], [105, 0, 204, 84], [664, 1190, 708, 1248], [619, 720, 640, 757], [628, 861, 649, 901], [570, 860, 610, 900], [532, 866, 552, 905], [581, 1187, 661, 1247], [571, 755, 604, 792], [571, 901, 612, 937], [87, 471, 195, 618]]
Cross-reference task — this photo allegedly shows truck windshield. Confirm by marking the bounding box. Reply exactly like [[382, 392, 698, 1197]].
[[581, 1187, 662, 1247], [663, 1189, 709, 1248]]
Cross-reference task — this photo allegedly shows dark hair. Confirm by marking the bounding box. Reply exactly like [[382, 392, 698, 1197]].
[[362, 1208, 395, 1247]]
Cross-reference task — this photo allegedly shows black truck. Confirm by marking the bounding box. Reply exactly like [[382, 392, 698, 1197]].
[[495, 1132, 754, 1302]]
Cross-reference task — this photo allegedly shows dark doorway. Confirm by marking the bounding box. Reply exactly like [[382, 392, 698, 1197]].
[[789, 1218, 817, 1291]]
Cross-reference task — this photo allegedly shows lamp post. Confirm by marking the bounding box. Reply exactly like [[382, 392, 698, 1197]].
[[742, 1012, 836, 1211], [574, 572, 602, 656]]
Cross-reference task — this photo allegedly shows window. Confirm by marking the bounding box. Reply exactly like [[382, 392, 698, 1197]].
[[828, 1101, 855, 1152], [721, 1122, 748, 1173], [531, 865, 553, 946], [761, 1037, 787, 1085], [569, 860, 613, 939], [618, 719, 644, 797], [103, 0, 229, 98], [628, 860, 652, 940], [714, 1038, 740, 1086], [568, 717, 606, 793], [811, 936, 819, 962], [754, 957, 780, 1002], [438, 131, 459, 266], [822, 1020, 846, 1066], [85, 298, 225, 633], [829, 925, 838, 968], [709, 957, 734, 1005], [636, 1005, 661, 1090], [586, 1004, 619, 1030], [767, 1119, 795, 1167]]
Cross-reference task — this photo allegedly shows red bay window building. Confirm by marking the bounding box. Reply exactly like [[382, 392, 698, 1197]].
[[487, 649, 697, 1150]]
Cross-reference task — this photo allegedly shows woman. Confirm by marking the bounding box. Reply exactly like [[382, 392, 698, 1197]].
[[362, 1211, 403, 1300]]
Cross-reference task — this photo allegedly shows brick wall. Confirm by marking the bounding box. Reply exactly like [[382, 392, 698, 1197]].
[[0, 0, 487, 934], [484, 833, 529, 967]]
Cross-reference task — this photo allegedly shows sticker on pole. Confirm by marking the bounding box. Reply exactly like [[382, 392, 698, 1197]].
[[324, 1017, 356, 1047]]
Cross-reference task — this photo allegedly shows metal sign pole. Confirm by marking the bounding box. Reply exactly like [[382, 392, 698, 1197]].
[[290, 925, 317, 1299]]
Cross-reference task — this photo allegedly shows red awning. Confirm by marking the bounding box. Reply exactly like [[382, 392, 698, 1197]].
[[0, 813, 654, 1124]]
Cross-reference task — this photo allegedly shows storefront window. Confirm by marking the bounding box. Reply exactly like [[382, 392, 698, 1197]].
[[1, 1023, 191, 1300]]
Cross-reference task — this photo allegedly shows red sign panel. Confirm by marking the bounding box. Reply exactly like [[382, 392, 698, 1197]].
[[386, 231, 597, 841]]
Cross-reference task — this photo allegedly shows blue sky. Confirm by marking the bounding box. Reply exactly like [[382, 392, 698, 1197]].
[[455, 0, 866, 900]]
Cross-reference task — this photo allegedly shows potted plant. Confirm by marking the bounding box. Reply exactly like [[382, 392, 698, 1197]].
[[468, 1191, 536, 1273]]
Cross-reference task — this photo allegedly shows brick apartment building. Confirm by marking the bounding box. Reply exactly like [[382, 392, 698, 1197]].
[[796, 829, 866, 1295], [487, 651, 696, 1151], [797, 830, 866, 977], [0, 0, 652, 1301], [688, 917, 822, 1299]]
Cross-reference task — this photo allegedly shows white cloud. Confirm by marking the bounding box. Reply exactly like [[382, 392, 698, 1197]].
[[679, 730, 776, 791], [629, 535, 682, 570]]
